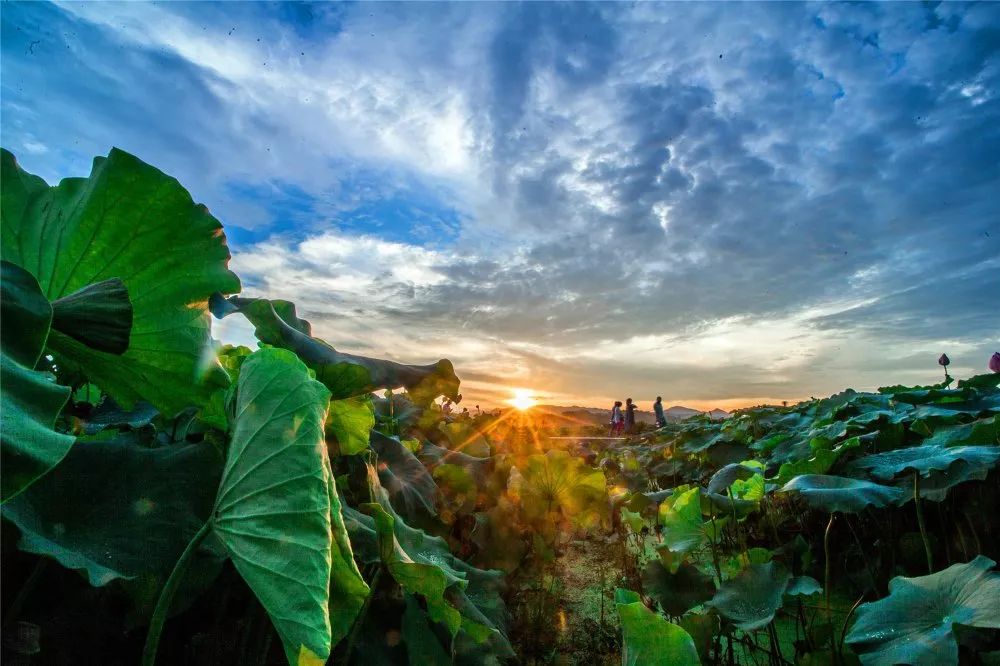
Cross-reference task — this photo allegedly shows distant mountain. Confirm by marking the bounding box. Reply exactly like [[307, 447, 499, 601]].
[[526, 404, 730, 425]]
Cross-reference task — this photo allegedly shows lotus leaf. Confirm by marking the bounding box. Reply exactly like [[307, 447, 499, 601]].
[[850, 444, 1000, 480], [615, 588, 700, 666], [210, 294, 459, 403], [371, 430, 438, 522], [659, 487, 727, 555], [2, 435, 222, 587], [1, 148, 241, 416], [779, 475, 906, 513], [212, 347, 347, 664], [507, 449, 607, 528], [642, 559, 715, 617], [326, 396, 374, 455], [845, 556, 1000, 665], [707, 561, 791, 631], [1, 262, 75, 502], [785, 576, 822, 597]]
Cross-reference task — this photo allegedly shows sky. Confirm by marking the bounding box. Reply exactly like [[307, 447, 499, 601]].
[[2, 1, 997, 410]]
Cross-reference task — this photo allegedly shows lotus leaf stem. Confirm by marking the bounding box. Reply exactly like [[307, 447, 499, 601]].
[[141, 520, 212, 666], [341, 565, 382, 666], [913, 472, 933, 573], [824, 513, 835, 621]]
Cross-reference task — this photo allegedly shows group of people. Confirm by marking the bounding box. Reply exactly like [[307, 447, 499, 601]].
[[609, 396, 668, 436]]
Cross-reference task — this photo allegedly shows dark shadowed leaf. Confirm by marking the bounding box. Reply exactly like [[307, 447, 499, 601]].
[[642, 559, 715, 617], [0, 261, 74, 502], [846, 556, 1000, 665], [50, 277, 132, 354], [2, 436, 222, 586], [707, 561, 791, 631], [371, 430, 438, 522]]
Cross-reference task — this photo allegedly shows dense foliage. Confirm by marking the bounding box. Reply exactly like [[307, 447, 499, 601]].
[[1, 147, 998, 665]]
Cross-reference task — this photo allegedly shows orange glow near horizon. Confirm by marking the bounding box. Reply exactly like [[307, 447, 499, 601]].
[[506, 388, 538, 411]]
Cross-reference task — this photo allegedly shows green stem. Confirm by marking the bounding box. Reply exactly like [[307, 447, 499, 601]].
[[913, 472, 933, 574], [341, 566, 382, 666], [824, 513, 835, 622], [141, 521, 212, 666], [2, 558, 48, 633]]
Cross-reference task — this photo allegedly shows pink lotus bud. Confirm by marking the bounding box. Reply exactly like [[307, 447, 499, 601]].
[[938, 354, 950, 367], [990, 352, 1000, 373]]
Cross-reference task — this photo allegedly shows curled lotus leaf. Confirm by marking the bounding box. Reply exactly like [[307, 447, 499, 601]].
[[846, 556, 1000, 665], [508, 449, 608, 528], [210, 294, 459, 403], [779, 475, 906, 514]]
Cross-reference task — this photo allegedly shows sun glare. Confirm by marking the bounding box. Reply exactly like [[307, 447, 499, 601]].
[[507, 388, 538, 411]]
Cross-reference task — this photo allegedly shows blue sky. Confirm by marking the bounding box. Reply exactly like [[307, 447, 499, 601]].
[[2, 1, 998, 408]]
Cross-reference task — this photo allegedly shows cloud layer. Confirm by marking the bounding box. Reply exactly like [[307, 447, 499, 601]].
[[3, 2, 997, 408]]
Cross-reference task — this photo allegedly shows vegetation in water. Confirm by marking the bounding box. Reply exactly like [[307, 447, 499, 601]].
[[1, 147, 999, 665]]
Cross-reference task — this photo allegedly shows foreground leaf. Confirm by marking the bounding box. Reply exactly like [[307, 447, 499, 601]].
[[1, 148, 241, 416], [845, 556, 1000, 665], [615, 588, 700, 666], [2, 436, 222, 587], [0, 262, 74, 502], [213, 347, 336, 664]]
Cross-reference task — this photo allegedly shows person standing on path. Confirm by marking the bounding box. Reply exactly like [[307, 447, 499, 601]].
[[653, 396, 666, 428], [625, 398, 637, 434], [609, 401, 624, 436]]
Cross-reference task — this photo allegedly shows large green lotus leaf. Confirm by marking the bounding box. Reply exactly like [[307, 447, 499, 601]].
[[905, 459, 995, 502], [326, 396, 374, 455], [2, 436, 222, 586], [507, 449, 608, 529], [706, 463, 760, 495], [1, 148, 241, 416], [707, 561, 791, 631], [779, 475, 906, 514], [212, 347, 337, 664], [209, 295, 459, 403], [850, 444, 1000, 480], [371, 430, 438, 522], [957, 373, 1000, 390], [615, 588, 700, 666], [658, 487, 726, 556], [0, 262, 75, 502], [774, 437, 861, 485], [846, 556, 1000, 665], [642, 559, 715, 617], [921, 416, 998, 448]]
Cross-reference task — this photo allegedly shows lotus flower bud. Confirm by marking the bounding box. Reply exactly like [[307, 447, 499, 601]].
[[938, 354, 950, 367], [990, 352, 1000, 373]]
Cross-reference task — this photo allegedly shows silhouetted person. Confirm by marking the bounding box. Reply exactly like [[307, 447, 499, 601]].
[[625, 398, 636, 434], [653, 396, 666, 428], [609, 400, 624, 436]]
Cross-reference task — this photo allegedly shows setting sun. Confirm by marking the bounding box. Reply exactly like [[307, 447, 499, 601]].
[[507, 388, 538, 411]]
